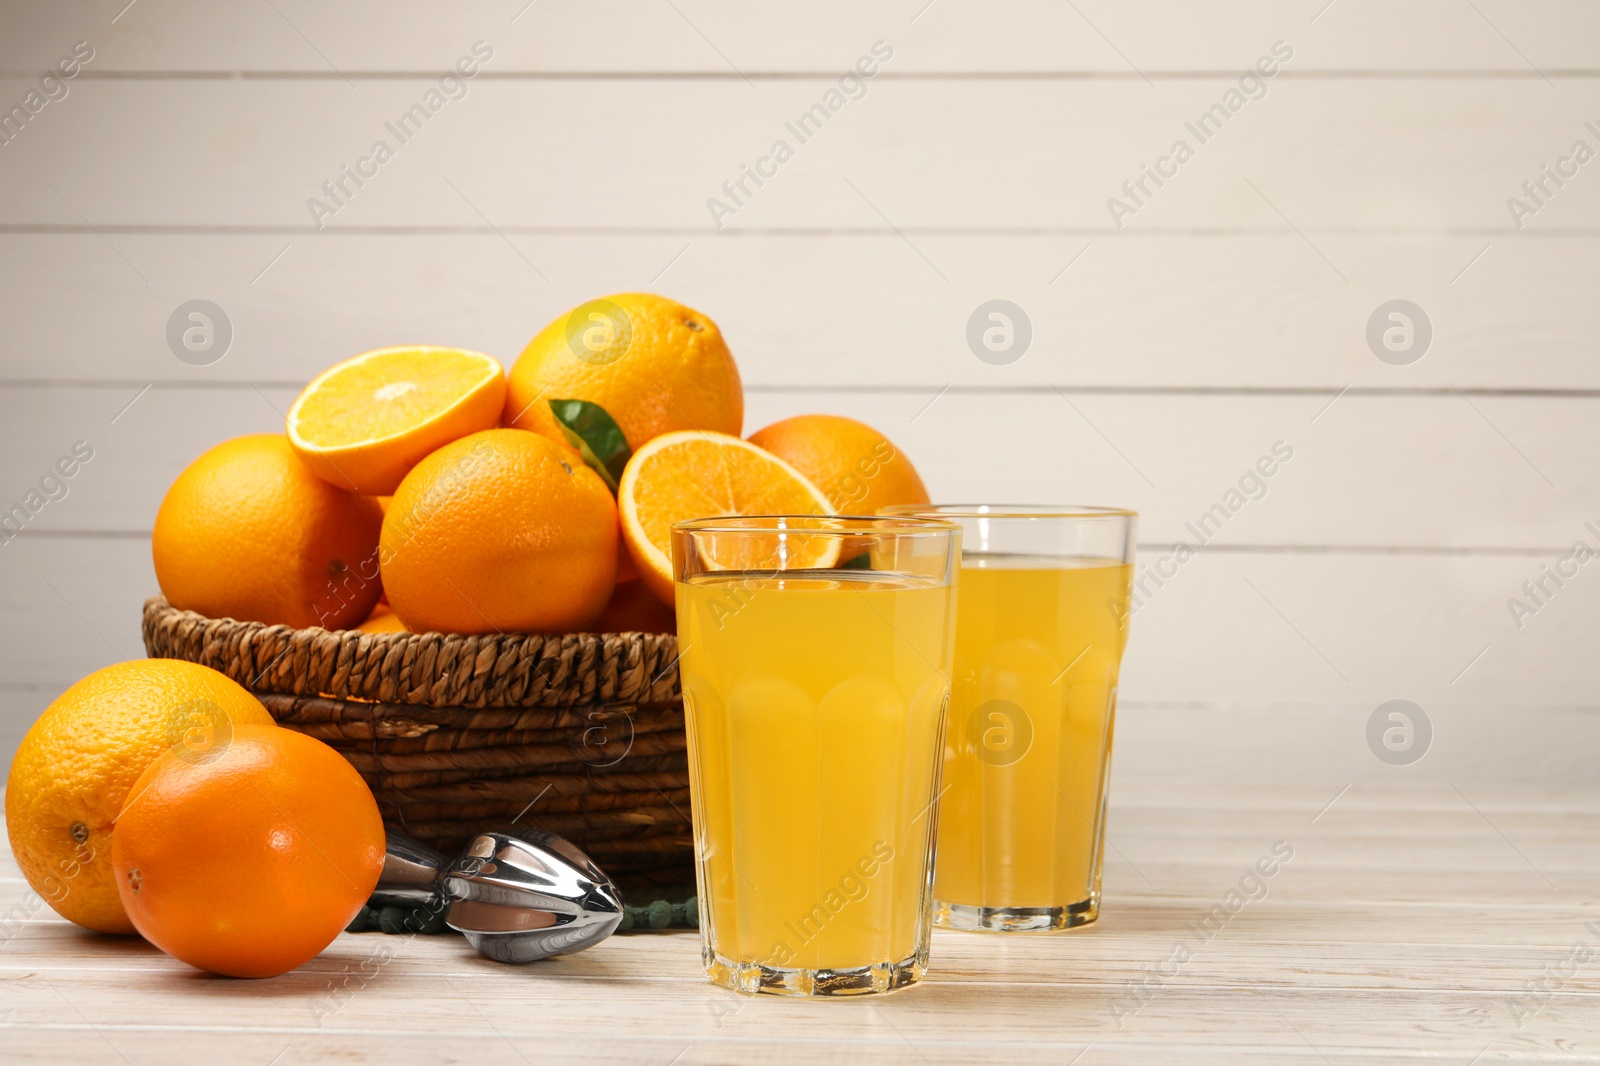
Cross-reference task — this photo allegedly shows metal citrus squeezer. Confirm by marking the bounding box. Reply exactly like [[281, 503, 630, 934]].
[[372, 827, 624, 963]]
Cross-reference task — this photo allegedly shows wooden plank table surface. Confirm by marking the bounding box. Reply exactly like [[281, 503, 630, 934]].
[[5, 707, 1596, 1064]]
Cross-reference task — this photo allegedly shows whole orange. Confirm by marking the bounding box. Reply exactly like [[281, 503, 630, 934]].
[[5, 660, 276, 935], [380, 428, 618, 634], [113, 725, 385, 979], [748, 415, 930, 515], [153, 434, 383, 629], [504, 293, 743, 452]]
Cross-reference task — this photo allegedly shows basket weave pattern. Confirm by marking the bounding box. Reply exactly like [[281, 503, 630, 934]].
[[141, 597, 692, 887]]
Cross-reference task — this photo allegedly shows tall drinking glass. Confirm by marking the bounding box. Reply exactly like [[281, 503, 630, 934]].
[[673, 515, 960, 995], [881, 504, 1136, 932]]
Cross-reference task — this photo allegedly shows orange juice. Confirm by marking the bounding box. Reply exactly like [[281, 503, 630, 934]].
[[934, 555, 1132, 923], [676, 570, 953, 982]]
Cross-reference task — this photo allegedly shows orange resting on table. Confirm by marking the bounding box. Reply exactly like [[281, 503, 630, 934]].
[[4, 660, 275, 935], [113, 725, 385, 979]]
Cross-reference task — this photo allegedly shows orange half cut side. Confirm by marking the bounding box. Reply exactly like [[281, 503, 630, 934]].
[[287, 346, 506, 494], [617, 430, 837, 604]]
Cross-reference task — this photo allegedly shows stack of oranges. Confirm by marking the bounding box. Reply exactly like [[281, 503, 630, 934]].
[[5, 292, 930, 980], [152, 292, 931, 636]]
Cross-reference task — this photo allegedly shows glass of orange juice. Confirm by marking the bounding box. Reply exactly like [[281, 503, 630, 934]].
[[673, 515, 960, 995], [881, 504, 1136, 932]]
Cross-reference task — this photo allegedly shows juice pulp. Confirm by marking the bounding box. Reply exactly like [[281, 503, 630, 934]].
[[935, 555, 1133, 910], [676, 570, 953, 971]]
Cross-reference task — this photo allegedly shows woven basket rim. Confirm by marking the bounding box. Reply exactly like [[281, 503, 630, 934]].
[[141, 596, 682, 709]]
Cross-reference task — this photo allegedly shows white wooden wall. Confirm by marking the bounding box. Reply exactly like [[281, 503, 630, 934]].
[[1, 1, 1596, 775]]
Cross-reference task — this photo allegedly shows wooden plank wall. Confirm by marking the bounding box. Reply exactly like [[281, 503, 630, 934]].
[[1, 1, 1596, 771]]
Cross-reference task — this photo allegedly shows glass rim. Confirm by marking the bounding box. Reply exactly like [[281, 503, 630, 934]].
[[879, 503, 1138, 520], [671, 513, 961, 537]]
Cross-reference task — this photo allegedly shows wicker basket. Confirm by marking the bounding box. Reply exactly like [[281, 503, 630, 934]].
[[140, 597, 693, 889]]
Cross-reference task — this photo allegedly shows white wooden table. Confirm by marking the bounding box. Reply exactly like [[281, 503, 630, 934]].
[[5, 707, 1596, 1064]]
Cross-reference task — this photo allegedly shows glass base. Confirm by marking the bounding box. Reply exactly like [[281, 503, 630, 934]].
[[704, 948, 925, 997], [934, 895, 1098, 932]]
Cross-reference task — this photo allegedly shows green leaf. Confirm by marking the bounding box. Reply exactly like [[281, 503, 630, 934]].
[[549, 398, 632, 492]]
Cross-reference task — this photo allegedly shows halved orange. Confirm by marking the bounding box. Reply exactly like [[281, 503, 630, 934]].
[[618, 430, 836, 605], [287, 347, 506, 494]]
